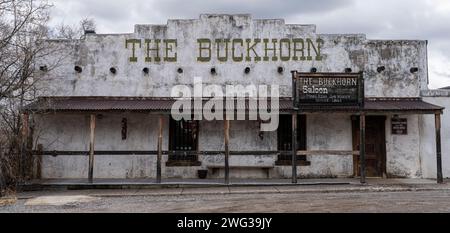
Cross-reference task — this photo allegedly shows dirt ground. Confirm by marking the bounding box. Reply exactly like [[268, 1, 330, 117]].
[[2, 186, 450, 213]]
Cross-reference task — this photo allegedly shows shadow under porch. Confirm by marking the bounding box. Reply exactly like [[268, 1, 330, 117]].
[[20, 96, 445, 186]]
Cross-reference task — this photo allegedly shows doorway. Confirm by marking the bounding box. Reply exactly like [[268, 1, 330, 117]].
[[352, 116, 387, 177]]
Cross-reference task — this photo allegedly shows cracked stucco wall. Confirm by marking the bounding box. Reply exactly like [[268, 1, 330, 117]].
[[420, 90, 450, 179], [33, 14, 432, 179]]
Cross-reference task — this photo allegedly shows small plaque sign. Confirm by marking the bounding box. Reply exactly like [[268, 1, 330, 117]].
[[391, 118, 407, 135]]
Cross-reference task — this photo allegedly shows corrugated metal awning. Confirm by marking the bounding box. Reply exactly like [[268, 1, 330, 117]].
[[298, 97, 443, 114], [23, 97, 294, 112], [364, 98, 444, 113], [23, 96, 443, 114], [25, 97, 176, 111]]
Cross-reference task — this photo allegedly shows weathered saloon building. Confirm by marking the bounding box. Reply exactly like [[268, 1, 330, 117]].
[[23, 14, 450, 184]]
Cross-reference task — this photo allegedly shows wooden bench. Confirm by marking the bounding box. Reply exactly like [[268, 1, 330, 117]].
[[207, 165, 275, 178]]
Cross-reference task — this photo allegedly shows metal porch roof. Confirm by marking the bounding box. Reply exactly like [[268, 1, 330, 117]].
[[23, 96, 444, 114]]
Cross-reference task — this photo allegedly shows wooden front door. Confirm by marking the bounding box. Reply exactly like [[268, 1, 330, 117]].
[[352, 116, 387, 177]]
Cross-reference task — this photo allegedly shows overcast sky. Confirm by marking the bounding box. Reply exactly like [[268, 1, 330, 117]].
[[48, 0, 450, 89]]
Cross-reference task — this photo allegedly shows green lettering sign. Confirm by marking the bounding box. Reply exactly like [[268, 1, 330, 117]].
[[246, 39, 261, 62], [215, 39, 229, 62], [307, 38, 323, 61], [232, 39, 244, 62], [164, 39, 177, 62], [279, 38, 291, 61], [125, 39, 141, 62], [292, 39, 305, 61], [197, 38, 211, 62], [124, 37, 324, 63], [263, 39, 278, 61], [145, 39, 161, 62]]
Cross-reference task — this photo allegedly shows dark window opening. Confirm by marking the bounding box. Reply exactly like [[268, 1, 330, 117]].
[[168, 118, 199, 165], [276, 114, 309, 166]]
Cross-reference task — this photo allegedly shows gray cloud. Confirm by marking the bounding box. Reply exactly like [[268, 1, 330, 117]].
[[433, 71, 450, 79], [152, 0, 354, 19], [48, 0, 450, 88]]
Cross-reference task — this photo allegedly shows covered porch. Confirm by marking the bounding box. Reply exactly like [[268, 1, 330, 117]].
[[20, 96, 444, 186]]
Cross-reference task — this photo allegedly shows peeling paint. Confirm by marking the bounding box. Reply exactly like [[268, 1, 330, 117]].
[[33, 14, 441, 180]]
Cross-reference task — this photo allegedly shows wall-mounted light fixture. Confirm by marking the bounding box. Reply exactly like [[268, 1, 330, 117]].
[[410, 67, 419, 73], [177, 67, 183, 74], [310, 67, 317, 73], [143, 67, 149, 74], [210, 67, 217, 75], [345, 68, 352, 73], [244, 67, 251, 74], [110, 67, 117, 74]]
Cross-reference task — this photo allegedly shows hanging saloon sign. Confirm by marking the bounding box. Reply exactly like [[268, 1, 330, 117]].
[[292, 72, 364, 108]]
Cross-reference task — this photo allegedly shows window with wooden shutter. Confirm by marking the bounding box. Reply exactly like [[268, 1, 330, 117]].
[[276, 114, 310, 166]]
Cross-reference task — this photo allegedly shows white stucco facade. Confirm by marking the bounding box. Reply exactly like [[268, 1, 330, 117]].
[[30, 14, 448, 180]]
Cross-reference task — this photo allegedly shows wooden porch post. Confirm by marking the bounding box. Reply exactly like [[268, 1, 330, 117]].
[[435, 112, 443, 184], [36, 144, 43, 180], [27, 115, 36, 179], [292, 113, 297, 184], [224, 120, 230, 185], [359, 112, 366, 184], [156, 116, 163, 183], [88, 114, 96, 183], [20, 113, 29, 180]]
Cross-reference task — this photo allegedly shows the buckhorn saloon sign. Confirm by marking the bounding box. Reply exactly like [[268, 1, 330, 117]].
[[292, 72, 364, 109]]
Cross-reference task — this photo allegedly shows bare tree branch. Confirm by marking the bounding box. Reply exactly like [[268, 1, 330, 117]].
[[0, 0, 97, 194]]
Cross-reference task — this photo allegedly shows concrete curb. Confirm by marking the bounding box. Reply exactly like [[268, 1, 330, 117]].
[[18, 182, 351, 192], [80, 185, 450, 198]]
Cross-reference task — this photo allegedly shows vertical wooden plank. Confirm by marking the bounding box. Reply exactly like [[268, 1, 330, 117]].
[[351, 115, 359, 176], [291, 71, 299, 184], [20, 113, 29, 180], [36, 144, 43, 180], [88, 114, 96, 183], [28, 116, 35, 179], [224, 120, 230, 184], [292, 113, 297, 184], [195, 120, 200, 164], [359, 113, 366, 184], [435, 113, 443, 184], [156, 116, 163, 183], [292, 71, 298, 111]]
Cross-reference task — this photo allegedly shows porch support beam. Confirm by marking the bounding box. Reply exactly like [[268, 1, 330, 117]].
[[435, 112, 443, 184], [224, 120, 230, 185], [292, 113, 298, 184], [88, 114, 96, 183], [359, 112, 366, 184], [156, 116, 163, 183], [20, 113, 30, 180]]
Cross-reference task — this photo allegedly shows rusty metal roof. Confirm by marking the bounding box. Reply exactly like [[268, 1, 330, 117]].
[[25, 97, 176, 111], [23, 96, 443, 114], [24, 97, 294, 112], [364, 98, 444, 112]]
